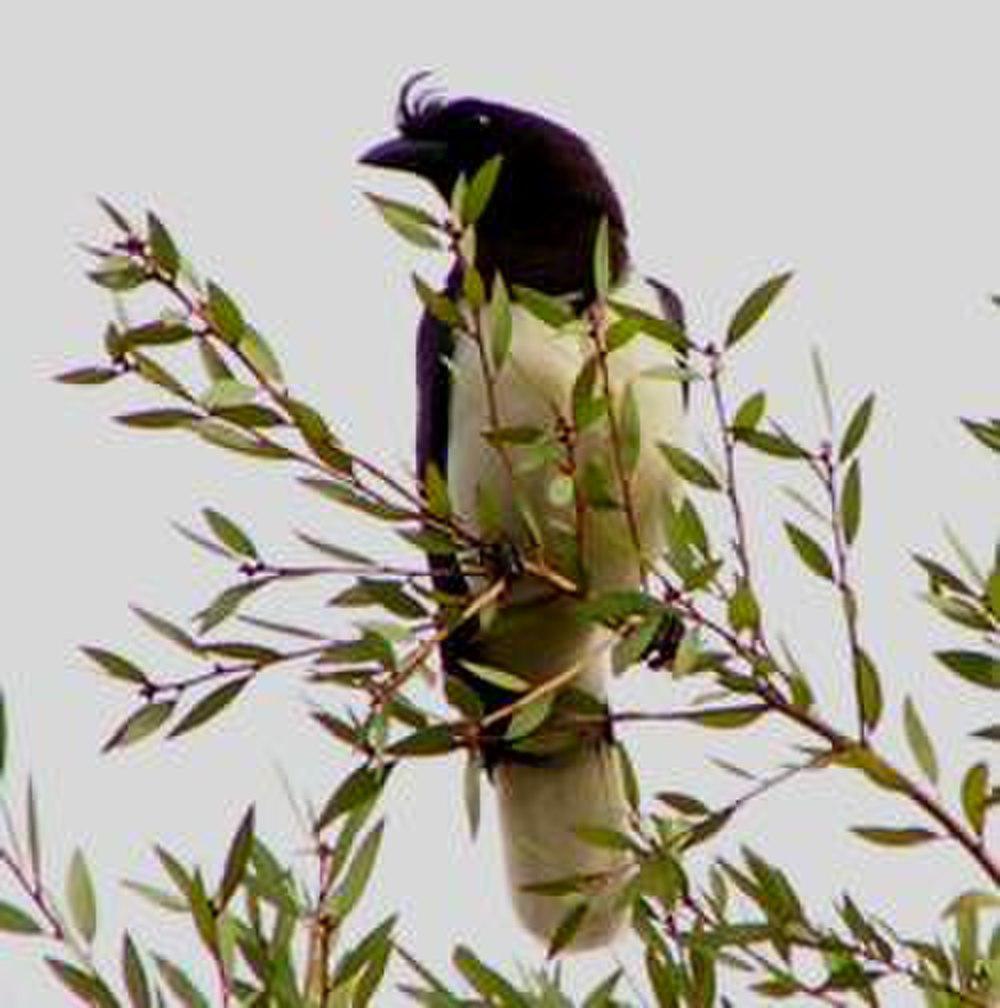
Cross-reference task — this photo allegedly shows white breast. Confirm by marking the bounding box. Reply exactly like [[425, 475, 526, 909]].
[[447, 274, 684, 597]]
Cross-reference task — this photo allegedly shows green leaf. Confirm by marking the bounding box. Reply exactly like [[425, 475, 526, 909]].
[[462, 264, 485, 309], [218, 806, 254, 907], [26, 778, 40, 883], [732, 391, 767, 431], [55, 365, 120, 385], [463, 754, 481, 840], [365, 192, 441, 249], [659, 443, 721, 491], [168, 677, 250, 739], [547, 902, 587, 958], [331, 578, 427, 619], [328, 821, 384, 922], [912, 552, 974, 596], [690, 706, 766, 729], [855, 648, 883, 732], [987, 566, 1000, 618], [154, 955, 210, 1008], [66, 848, 97, 944], [318, 764, 392, 829], [131, 352, 191, 404], [784, 522, 834, 581], [582, 970, 623, 1008], [195, 579, 268, 634], [490, 273, 512, 370], [46, 959, 118, 1008], [81, 646, 149, 686], [841, 459, 861, 545], [726, 271, 793, 347], [147, 212, 180, 279], [115, 408, 201, 430], [810, 345, 834, 432], [512, 285, 575, 327], [413, 273, 463, 327], [839, 393, 875, 462], [482, 424, 544, 447], [453, 945, 527, 1005], [89, 258, 147, 291], [131, 605, 200, 653], [206, 282, 246, 344], [0, 901, 41, 935], [656, 791, 710, 816], [961, 761, 989, 835], [733, 427, 810, 459], [727, 580, 760, 634], [387, 725, 457, 757], [620, 384, 641, 473], [605, 317, 642, 352], [462, 661, 530, 693], [962, 416, 1000, 453], [121, 321, 194, 349], [936, 650, 1000, 689], [103, 701, 176, 751], [462, 155, 503, 225], [850, 826, 938, 847], [202, 508, 257, 559], [505, 694, 554, 740], [239, 325, 284, 385], [122, 933, 151, 1008], [608, 298, 687, 352], [96, 196, 133, 234], [903, 696, 939, 785], [593, 215, 611, 300]]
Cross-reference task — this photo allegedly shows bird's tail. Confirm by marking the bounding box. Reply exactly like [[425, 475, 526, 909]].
[[493, 736, 630, 951]]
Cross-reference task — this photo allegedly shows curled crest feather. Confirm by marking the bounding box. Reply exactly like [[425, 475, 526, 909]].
[[396, 70, 447, 135]]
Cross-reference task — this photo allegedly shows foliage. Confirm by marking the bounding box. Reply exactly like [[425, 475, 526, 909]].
[[1, 178, 997, 1005]]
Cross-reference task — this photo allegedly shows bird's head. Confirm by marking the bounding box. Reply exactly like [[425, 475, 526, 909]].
[[360, 73, 629, 298]]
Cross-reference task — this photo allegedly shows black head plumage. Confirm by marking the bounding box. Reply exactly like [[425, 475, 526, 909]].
[[362, 75, 629, 298]]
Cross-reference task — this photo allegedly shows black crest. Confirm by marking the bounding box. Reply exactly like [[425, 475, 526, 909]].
[[396, 71, 446, 136]]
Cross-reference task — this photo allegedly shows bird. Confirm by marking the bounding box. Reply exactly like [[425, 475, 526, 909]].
[[360, 74, 685, 951]]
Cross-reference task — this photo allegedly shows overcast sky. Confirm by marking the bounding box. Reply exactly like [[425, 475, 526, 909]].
[[2, 2, 998, 1003]]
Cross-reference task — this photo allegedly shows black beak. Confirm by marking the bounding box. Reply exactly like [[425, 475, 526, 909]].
[[358, 136, 448, 177]]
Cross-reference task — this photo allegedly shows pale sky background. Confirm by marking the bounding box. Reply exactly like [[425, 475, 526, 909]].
[[2, 2, 998, 1004]]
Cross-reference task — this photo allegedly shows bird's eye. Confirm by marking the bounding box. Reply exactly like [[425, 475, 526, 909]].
[[475, 113, 492, 128]]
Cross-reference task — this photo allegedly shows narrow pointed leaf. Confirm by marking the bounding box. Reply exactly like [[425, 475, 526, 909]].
[[490, 273, 512, 370], [936, 650, 1000, 689], [961, 762, 988, 835], [103, 701, 175, 751], [855, 648, 883, 732], [593, 216, 610, 300], [0, 901, 41, 935], [839, 394, 875, 462], [462, 155, 503, 225], [202, 508, 257, 559], [726, 271, 793, 347], [784, 522, 834, 580], [841, 459, 862, 545], [547, 902, 587, 958], [903, 696, 938, 785], [122, 933, 151, 1008], [147, 212, 180, 279], [659, 443, 721, 491], [67, 848, 97, 944], [168, 677, 250, 739], [850, 826, 938, 847], [463, 754, 481, 840], [218, 806, 255, 907]]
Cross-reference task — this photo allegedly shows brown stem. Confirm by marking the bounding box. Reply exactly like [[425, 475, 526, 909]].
[[588, 305, 646, 578]]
